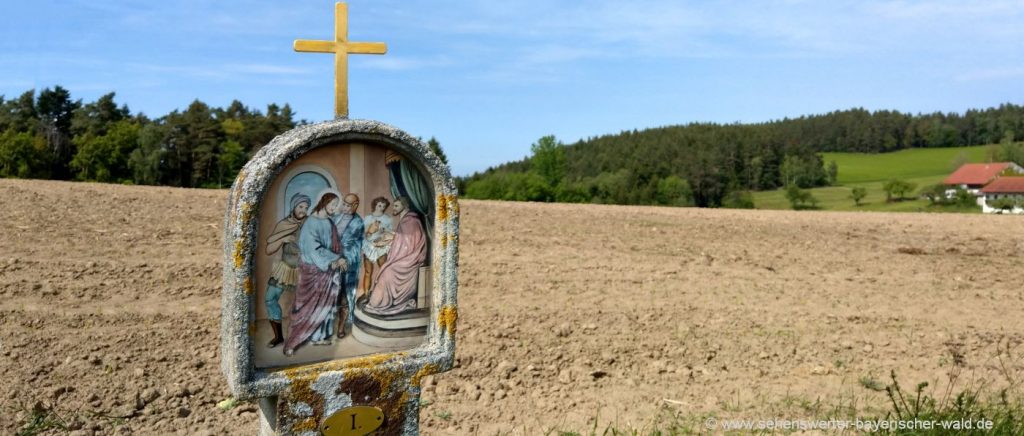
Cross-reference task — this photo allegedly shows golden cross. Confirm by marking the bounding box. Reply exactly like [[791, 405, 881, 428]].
[[294, 2, 387, 119]]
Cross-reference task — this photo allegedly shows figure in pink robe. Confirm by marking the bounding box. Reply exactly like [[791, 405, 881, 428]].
[[365, 197, 427, 316]]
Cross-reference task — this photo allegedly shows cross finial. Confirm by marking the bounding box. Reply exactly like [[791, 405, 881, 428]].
[[294, 2, 387, 120]]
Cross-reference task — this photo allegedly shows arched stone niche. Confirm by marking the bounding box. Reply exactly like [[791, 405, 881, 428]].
[[220, 119, 459, 435]]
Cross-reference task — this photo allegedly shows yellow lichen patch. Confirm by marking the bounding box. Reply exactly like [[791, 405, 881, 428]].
[[341, 352, 397, 371], [277, 353, 412, 430], [280, 352, 406, 380], [242, 277, 254, 295], [292, 417, 317, 432], [437, 194, 459, 223], [447, 195, 459, 217], [233, 239, 245, 269], [438, 305, 458, 336], [437, 195, 449, 222], [398, 391, 410, 409], [234, 170, 247, 191], [336, 367, 411, 431], [369, 366, 402, 396], [411, 363, 439, 388], [440, 234, 448, 249], [282, 374, 325, 433], [231, 203, 255, 269], [239, 202, 254, 226], [281, 367, 317, 382]]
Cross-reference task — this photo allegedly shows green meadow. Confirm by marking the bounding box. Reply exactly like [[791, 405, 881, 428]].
[[752, 145, 990, 212]]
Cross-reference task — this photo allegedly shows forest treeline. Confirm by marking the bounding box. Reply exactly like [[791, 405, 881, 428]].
[[460, 104, 1024, 207], [3, 86, 1023, 206], [0, 86, 299, 188], [0, 86, 450, 189]]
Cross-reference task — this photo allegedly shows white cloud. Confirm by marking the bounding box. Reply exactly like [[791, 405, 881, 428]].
[[387, 0, 1024, 83], [9, 0, 1024, 101]]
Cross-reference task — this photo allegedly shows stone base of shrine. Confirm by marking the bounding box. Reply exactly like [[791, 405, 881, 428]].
[[352, 300, 429, 348]]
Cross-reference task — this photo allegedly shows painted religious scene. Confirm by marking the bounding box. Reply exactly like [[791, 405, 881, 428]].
[[253, 142, 434, 369]]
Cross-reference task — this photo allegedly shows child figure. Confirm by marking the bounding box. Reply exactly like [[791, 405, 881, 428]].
[[360, 197, 395, 298]]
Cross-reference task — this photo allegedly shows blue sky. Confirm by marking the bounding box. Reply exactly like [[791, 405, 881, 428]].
[[3, 1, 1023, 176]]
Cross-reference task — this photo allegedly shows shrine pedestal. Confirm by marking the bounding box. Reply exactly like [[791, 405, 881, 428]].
[[221, 118, 459, 436]]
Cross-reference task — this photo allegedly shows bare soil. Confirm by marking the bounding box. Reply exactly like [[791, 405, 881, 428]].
[[1, 179, 1022, 435]]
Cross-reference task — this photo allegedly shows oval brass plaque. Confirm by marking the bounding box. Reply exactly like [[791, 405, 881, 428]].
[[321, 406, 385, 436]]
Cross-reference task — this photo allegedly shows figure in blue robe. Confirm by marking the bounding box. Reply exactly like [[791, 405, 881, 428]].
[[332, 194, 364, 336]]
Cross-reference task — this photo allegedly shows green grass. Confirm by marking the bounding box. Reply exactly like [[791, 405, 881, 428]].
[[822, 145, 990, 184], [544, 370, 1024, 435], [752, 145, 991, 212], [860, 370, 1024, 435], [12, 402, 68, 436]]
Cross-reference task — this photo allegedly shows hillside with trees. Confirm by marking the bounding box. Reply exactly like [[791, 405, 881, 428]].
[[0, 86, 298, 188], [0, 86, 452, 189], [3, 86, 1023, 207], [460, 104, 1024, 207]]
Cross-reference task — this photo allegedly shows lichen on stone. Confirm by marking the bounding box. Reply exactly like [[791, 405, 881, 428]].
[[436, 194, 459, 223], [438, 305, 458, 336], [410, 363, 439, 387], [232, 239, 245, 269], [437, 194, 448, 221]]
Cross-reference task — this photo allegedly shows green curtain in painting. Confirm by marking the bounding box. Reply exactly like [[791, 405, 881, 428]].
[[388, 158, 434, 244]]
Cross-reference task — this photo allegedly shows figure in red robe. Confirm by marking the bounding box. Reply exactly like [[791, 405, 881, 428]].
[[365, 196, 427, 316]]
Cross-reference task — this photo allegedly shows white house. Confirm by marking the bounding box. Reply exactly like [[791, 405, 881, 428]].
[[980, 176, 1024, 214], [944, 162, 1024, 203]]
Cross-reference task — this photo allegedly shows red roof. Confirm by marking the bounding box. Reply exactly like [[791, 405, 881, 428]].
[[981, 176, 1024, 194], [944, 163, 1012, 185]]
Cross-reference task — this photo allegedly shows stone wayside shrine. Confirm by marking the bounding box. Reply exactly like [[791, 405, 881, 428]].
[[220, 3, 459, 435]]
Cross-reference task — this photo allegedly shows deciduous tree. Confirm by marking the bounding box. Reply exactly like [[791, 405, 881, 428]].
[[70, 120, 140, 182], [850, 186, 867, 206]]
